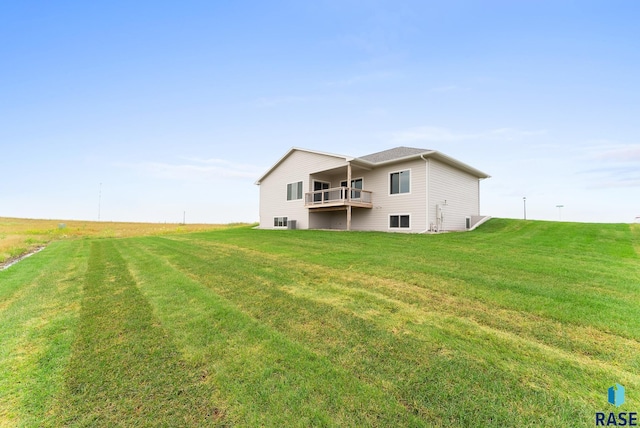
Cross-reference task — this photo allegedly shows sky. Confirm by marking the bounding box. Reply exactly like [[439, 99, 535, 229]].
[[1, 1, 639, 224]]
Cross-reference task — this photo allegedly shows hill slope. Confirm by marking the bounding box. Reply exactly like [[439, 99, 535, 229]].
[[1, 219, 638, 426]]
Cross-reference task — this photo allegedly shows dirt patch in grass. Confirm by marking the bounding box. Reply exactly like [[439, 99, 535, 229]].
[[0, 246, 46, 271]]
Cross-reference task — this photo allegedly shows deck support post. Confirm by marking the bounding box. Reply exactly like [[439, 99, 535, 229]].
[[347, 162, 352, 231], [347, 162, 352, 199]]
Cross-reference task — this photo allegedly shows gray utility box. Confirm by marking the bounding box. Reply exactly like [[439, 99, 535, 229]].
[[287, 220, 297, 230]]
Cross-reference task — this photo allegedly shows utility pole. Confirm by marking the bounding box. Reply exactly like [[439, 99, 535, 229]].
[[523, 197, 527, 220], [556, 205, 564, 221]]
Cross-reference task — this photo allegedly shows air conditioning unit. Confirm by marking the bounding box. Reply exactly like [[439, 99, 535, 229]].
[[287, 220, 297, 230]]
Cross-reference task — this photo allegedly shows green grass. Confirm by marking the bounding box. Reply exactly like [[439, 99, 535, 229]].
[[1, 219, 639, 426]]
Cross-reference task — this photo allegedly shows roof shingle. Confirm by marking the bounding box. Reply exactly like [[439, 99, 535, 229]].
[[358, 146, 431, 164]]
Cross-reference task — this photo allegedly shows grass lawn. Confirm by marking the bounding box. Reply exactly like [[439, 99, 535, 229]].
[[1, 219, 639, 426]]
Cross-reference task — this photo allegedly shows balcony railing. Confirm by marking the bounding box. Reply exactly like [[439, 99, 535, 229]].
[[304, 187, 373, 209]]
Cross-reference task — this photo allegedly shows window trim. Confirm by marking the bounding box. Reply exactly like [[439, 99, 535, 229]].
[[286, 181, 303, 201], [389, 169, 411, 195], [273, 216, 288, 228], [389, 213, 411, 230]]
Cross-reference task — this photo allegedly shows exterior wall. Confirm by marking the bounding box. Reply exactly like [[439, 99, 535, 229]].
[[349, 158, 427, 233], [329, 211, 347, 230], [428, 159, 480, 231], [309, 211, 334, 229], [258, 149, 484, 233], [258, 150, 347, 229]]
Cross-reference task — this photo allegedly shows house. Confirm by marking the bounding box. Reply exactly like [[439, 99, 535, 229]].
[[255, 146, 490, 232]]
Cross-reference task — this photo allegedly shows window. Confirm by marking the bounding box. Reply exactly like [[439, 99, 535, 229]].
[[390, 215, 410, 229], [340, 178, 363, 189], [273, 217, 288, 227], [390, 170, 410, 194], [340, 178, 363, 199], [313, 180, 330, 203], [287, 181, 303, 201]]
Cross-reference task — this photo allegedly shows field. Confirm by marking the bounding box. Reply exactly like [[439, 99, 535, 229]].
[[1, 219, 639, 426], [0, 217, 233, 265]]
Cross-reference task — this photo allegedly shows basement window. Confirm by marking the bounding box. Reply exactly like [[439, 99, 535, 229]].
[[389, 214, 410, 229], [273, 217, 288, 228]]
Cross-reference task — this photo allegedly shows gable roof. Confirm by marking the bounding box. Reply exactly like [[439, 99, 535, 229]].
[[256, 146, 490, 185], [358, 146, 432, 163], [254, 147, 352, 184], [354, 146, 490, 179]]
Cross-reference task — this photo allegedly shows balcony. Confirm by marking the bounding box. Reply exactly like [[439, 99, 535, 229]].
[[304, 187, 373, 210]]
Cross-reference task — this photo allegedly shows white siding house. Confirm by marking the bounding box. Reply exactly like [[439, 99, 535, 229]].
[[255, 147, 490, 232]]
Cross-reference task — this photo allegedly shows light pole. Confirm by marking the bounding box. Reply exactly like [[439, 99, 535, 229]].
[[556, 205, 564, 221], [523, 197, 527, 220]]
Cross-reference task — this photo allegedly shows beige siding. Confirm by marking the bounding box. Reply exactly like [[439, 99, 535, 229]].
[[258, 149, 483, 233], [428, 159, 480, 231], [258, 150, 347, 229], [350, 159, 427, 233]]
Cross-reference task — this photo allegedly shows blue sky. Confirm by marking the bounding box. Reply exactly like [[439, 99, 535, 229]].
[[2, 1, 639, 224]]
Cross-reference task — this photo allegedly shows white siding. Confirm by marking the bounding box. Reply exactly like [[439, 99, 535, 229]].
[[258, 150, 347, 229], [428, 159, 480, 231]]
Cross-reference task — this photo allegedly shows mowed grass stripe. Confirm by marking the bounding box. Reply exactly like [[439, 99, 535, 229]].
[[53, 240, 222, 427], [132, 235, 608, 426], [118, 238, 423, 427], [3, 220, 637, 427], [0, 241, 87, 427], [171, 234, 640, 372], [206, 222, 640, 338]]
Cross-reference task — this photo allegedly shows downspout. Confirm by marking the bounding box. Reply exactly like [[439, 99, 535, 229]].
[[478, 178, 481, 217], [420, 154, 430, 233]]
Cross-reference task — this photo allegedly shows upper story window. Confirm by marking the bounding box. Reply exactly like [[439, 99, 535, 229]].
[[287, 181, 303, 200], [340, 178, 363, 189], [390, 170, 410, 194]]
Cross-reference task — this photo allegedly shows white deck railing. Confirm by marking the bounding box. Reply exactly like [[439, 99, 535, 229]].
[[304, 187, 372, 207]]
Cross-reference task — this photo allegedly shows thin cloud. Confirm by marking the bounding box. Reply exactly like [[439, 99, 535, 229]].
[[582, 165, 640, 189], [392, 126, 547, 143], [116, 158, 264, 181], [252, 95, 311, 108], [180, 156, 263, 172], [430, 85, 464, 93], [590, 144, 640, 162], [324, 71, 396, 87]]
